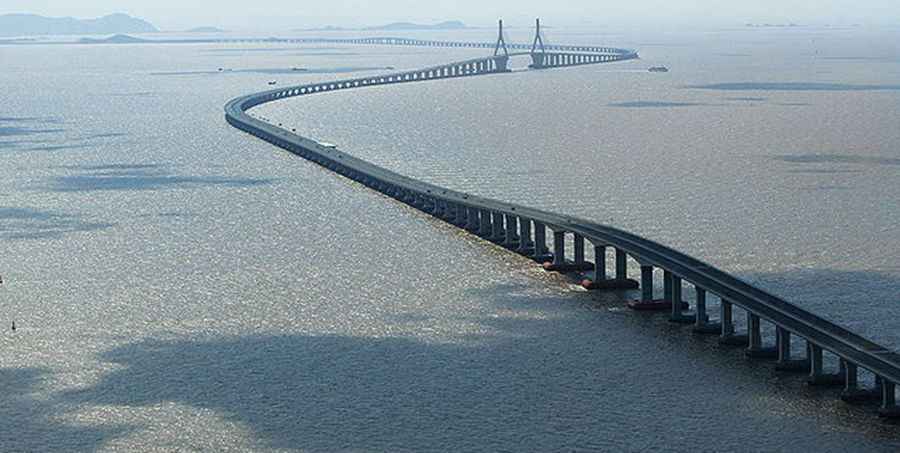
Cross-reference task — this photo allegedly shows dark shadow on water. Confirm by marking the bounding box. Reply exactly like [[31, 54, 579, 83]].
[[0, 140, 30, 149], [107, 92, 155, 98], [83, 132, 129, 139], [785, 169, 863, 174], [0, 116, 63, 124], [774, 154, 900, 166], [688, 82, 900, 91], [151, 66, 392, 76], [0, 207, 114, 240], [797, 185, 851, 191], [0, 270, 885, 451], [136, 211, 195, 219], [61, 163, 167, 172], [58, 289, 900, 452], [725, 97, 767, 102], [41, 164, 274, 192], [24, 144, 92, 152], [0, 126, 64, 138], [608, 101, 709, 108], [65, 332, 630, 452], [0, 368, 129, 452]]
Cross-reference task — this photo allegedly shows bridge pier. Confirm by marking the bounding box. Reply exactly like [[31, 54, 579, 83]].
[[544, 230, 566, 270], [692, 287, 720, 334], [584, 246, 637, 290], [518, 218, 534, 254], [641, 266, 654, 301], [774, 327, 809, 372], [880, 380, 900, 418], [533, 222, 550, 261], [745, 314, 777, 358], [491, 212, 505, 242], [595, 246, 607, 280], [462, 207, 475, 231], [719, 300, 749, 346], [504, 214, 519, 247], [439, 202, 453, 222], [807, 343, 845, 386], [479, 209, 492, 236], [494, 56, 510, 72], [670, 275, 693, 323], [574, 234, 585, 265], [627, 264, 667, 310], [530, 53, 546, 69], [840, 362, 883, 403]]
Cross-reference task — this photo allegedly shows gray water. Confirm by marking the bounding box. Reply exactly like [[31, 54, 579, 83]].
[[1, 25, 899, 452]]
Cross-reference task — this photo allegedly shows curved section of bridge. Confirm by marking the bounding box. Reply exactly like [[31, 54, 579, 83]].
[[225, 30, 900, 419]]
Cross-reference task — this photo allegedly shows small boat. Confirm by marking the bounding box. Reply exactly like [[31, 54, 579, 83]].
[[648, 66, 669, 73], [291, 67, 308, 72]]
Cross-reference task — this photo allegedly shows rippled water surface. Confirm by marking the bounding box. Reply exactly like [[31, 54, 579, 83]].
[[2, 26, 899, 452]]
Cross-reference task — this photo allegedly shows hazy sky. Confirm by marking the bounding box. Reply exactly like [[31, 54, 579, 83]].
[[2, 1, 898, 30]]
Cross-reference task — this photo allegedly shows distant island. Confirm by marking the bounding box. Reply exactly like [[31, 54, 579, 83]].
[[78, 34, 150, 44], [0, 13, 157, 37], [745, 23, 802, 28], [185, 26, 226, 33], [365, 21, 467, 31], [296, 21, 467, 32]]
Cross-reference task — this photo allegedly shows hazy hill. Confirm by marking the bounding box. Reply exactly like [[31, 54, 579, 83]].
[[364, 21, 467, 31], [0, 13, 158, 37], [78, 34, 150, 44], [185, 26, 226, 33]]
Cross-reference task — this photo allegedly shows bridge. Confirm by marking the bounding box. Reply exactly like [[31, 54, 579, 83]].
[[225, 20, 900, 419]]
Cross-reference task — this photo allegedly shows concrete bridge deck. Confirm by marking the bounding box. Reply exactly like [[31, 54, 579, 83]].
[[225, 31, 900, 419]]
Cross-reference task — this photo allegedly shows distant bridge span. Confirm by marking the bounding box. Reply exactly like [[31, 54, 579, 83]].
[[225, 20, 900, 419]]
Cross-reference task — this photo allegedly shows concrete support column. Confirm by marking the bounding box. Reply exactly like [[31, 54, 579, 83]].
[[748, 314, 762, 351], [615, 249, 627, 280], [663, 271, 673, 302], [843, 361, 859, 392], [776, 327, 791, 362], [479, 210, 492, 235], [695, 288, 707, 327], [574, 234, 585, 265], [745, 314, 778, 357], [469, 208, 480, 231], [594, 246, 607, 281], [640, 266, 653, 302], [505, 215, 519, 247], [534, 222, 548, 259], [720, 300, 735, 336], [882, 381, 897, 413], [491, 212, 504, 240], [518, 219, 532, 253], [808, 343, 824, 380], [553, 231, 566, 266], [692, 288, 720, 334], [670, 275, 690, 322]]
